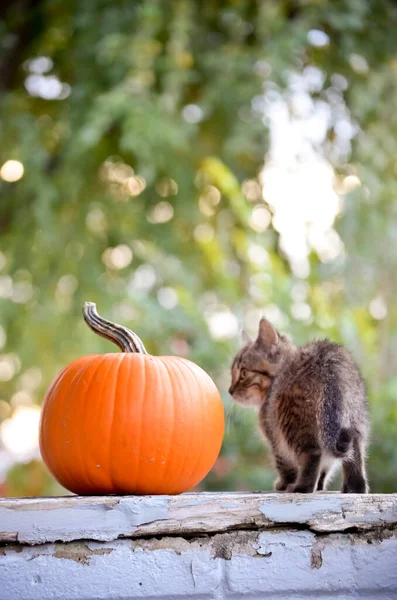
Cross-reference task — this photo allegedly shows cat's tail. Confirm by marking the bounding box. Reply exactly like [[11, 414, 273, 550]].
[[331, 427, 353, 458], [324, 377, 354, 458]]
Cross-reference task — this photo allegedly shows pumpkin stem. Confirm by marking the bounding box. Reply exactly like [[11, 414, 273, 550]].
[[83, 302, 147, 354]]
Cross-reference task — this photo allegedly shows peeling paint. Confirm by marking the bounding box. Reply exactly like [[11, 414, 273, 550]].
[[178, 500, 204, 507], [260, 495, 344, 523], [2, 493, 397, 545], [311, 540, 324, 569], [132, 531, 260, 560], [0, 496, 170, 544], [0, 544, 23, 555], [310, 547, 323, 569], [348, 507, 397, 525], [53, 542, 113, 566], [1, 497, 120, 511], [1, 528, 397, 599], [1, 493, 397, 600]]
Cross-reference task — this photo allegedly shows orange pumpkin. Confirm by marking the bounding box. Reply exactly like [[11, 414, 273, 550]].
[[39, 302, 224, 495]]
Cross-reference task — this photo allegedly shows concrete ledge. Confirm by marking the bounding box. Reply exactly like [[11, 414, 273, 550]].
[[1, 493, 397, 599], [1, 492, 397, 544]]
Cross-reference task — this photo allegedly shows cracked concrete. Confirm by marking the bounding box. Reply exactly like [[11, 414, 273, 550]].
[[1, 527, 397, 599], [1, 493, 397, 599]]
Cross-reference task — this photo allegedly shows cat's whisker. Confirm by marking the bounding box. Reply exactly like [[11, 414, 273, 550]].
[[224, 405, 235, 433]]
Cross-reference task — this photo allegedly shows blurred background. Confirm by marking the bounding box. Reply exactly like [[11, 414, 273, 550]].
[[1, 0, 397, 497]]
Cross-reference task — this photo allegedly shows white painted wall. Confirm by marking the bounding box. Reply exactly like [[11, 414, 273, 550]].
[[1, 493, 397, 600]]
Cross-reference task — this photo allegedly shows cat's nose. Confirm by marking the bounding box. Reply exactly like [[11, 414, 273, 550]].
[[228, 385, 235, 395]]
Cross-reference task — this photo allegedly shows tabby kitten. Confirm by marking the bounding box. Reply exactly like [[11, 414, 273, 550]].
[[229, 318, 369, 493]]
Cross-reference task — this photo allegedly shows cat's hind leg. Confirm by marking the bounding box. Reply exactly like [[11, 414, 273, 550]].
[[316, 455, 338, 491], [286, 449, 321, 493], [342, 437, 368, 493], [316, 470, 327, 491]]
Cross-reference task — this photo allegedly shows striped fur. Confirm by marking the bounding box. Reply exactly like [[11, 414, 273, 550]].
[[229, 318, 369, 493]]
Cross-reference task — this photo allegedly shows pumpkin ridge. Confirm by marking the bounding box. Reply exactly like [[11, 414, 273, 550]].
[[58, 361, 94, 492], [39, 367, 67, 482], [47, 357, 100, 493], [40, 364, 71, 461], [117, 359, 132, 493], [148, 356, 163, 489], [77, 355, 112, 493], [172, 356, 213, 389], [43, 366, 68, 411], [160, 357, 190, 490], [175, 355, 223, 487], [163, 357, 196, 490], [132, 354, 146, 490], [106, 353, 125, 493], [155, 357, 176, 491], [176, 357, 206, 489]]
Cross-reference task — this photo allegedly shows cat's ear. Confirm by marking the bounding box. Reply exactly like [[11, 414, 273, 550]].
[[241, 329, 252, 346], [256, 317, 278, 347]]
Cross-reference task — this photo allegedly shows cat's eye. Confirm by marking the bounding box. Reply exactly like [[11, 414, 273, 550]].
[[240, 368, 248, 379]]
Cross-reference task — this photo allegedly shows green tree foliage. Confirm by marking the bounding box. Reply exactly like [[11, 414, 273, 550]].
[[1, 0, 397, 495]]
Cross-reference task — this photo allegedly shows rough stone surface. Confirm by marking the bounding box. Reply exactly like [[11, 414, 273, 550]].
[[1, 493, 397, 599], [2, 492, 397, 544]]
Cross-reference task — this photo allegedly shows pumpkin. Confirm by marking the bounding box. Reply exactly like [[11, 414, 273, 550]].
[[39, 302, 224, 495]]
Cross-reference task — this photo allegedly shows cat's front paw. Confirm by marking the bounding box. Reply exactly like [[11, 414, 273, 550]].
[[274, 478, 289, 492], [286, 482, 314, 493], [342, 477, 368, 494]]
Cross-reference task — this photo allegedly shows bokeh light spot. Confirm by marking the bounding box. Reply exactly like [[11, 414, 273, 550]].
[[1, 160, 24, 182]]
